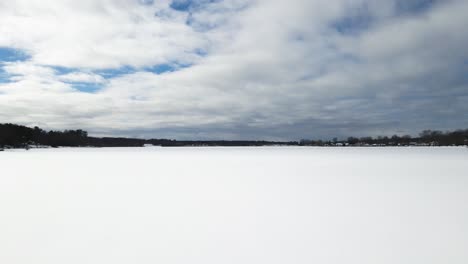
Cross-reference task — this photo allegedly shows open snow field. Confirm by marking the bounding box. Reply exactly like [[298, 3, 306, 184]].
[[1, 147, 468, 264]]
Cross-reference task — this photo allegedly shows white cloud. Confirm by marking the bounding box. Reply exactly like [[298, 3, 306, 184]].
[[59, 72, 106, 84], [0, 0, 206, 69], [0, 0, 468, 139]]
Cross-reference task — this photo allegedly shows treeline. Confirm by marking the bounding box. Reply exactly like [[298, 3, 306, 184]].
[[0, 124, 89, 148], [1, 123, 468, 149], [147, 140, 299, 147], [300, 129, 468, 146], [0, 123, 297, 148], [0, 123, 158, 148]]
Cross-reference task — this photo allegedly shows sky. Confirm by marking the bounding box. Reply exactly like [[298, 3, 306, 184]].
[[0, 0, 467, 140]]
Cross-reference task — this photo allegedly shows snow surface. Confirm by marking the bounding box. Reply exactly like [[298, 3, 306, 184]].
[[1, 147, 468, 264]]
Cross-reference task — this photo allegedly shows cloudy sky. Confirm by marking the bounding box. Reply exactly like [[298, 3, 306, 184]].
[[0, 0, 467, 140]]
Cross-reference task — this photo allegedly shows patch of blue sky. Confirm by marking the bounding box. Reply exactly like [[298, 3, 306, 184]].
[[98, 62, 194, 77], [144, 64, 175, 74], [0, 47, 30, 62], [395, 0, 438, 15], [144, 63, 193, 74], [94, 66, 137, 78], [194, 48, 208, 57], [51, 66, 76, 75], [331, 1, 438, 35], [331, 13, 373, 35], [50, 67, 105, 93], [54, 62, 194, 88], [68, 82, 104, 93], [170, 0, 221, 12], [170, 0, 192, 11], [0, 68, 10, 84], [50, 66, 105, 93]]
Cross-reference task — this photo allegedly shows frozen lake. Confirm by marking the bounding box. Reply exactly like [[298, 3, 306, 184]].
[[1, 147, 468, 264]]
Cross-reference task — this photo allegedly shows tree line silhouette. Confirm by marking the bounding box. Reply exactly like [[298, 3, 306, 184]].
[[300, 129, 468, 146], [1, 123, 467, 149], [0, 123, 297, 148]]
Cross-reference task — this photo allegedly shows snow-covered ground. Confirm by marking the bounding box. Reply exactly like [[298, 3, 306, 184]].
[[1, 147, 467, 264]]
